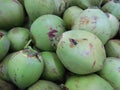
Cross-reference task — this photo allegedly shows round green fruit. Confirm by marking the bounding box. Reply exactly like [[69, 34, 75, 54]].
[[105, 39, 120, 58], [0, 53, 14, 81], [57, 30, 106, 74], [63, 6, 83, 29], [24, 0, 55, 23], [41, 51, 65, 81], [0, 0, 24, 29], [72, 8, 112, 44], [8, 48, 44, 89], [65, 74, 114, 90], [99, 57, 120, 90], [102, 1, 120, 20], [28, 80, 61, 90], [0, 32, 10, 61], [30, 14, 66, 51], [7, 27, 30, 51]]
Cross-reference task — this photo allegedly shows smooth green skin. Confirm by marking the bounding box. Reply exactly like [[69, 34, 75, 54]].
[[57, 30, 106, 75], [106, 13, 119, 38], [72, 8, 111, 44], [8, 49, 44, 89], [0, 53, 14, 81], [99, 57, 120, 90], [0, 0, 24, 30], [63, 6, 83, 29], [0, 79, 16, 90], [24, 0, 55, 23], [30, 14, 66, 51], [41, 51, 65, 81], [105, 39, 120, 58], [28, 80, 61, 90], [102, 1, 120, 20], [65, 74, 114, 90], [76, 0, 103, 9], [7, 27, 30, 51], [0, 32, 10, 61], [69, 0, 77, 6]]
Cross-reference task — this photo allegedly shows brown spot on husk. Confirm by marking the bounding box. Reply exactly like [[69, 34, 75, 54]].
[[89, 43, 93, 51], [59, 4, 62, 12], [79, 17, 89, 24], [0, 32, 3, 39], [69, 38, 78, 47], [12, 28, 19, 33], [48, 28, 58, 39], [92, 16, 98, 30], [92, 60, 96, 68], [63, 0, 68, 8], [82, 38, 88, 40]]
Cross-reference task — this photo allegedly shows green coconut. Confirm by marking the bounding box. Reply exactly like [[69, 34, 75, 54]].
[[7, 27, 30, 51], [0, 53, 14, 81], [106, 13, 119, 38], [56, 30, 106, 75], [24, 0, 55, 23], [76, 0, 103, 9], [8, 48, 44, 89], [0, 0, 24, 30], [41, 51, 65, 82], [99, 57, 120, 90], [30, 14, 66, 51], [72, 8, 112, 44], [63, 6, 83, 29], [53, 0, 70, 16], [0, 32, 10, 61], [28, 80, 61, 90], [105, 39, 120, 58], [102, 1, 120, 20], [65, 74, 114, 90]]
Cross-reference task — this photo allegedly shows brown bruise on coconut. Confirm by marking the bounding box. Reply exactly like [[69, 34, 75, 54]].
[[69, 38, 78, 48], [89, 43, 94, 51], [22, 49, 42, 62], [92, 16, 98, 30], [48, 27, 58, 48], [69, 38, 88, 48], [0, 32, 3, 39], [79, 16, 90, 25], [59, 4, 62, 13], [92, 60, 96, 68], [63, 0, 68, 8], [78, 16, 98, 30], [48, 28, 58, 40], [12, 28, 19, 33]]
